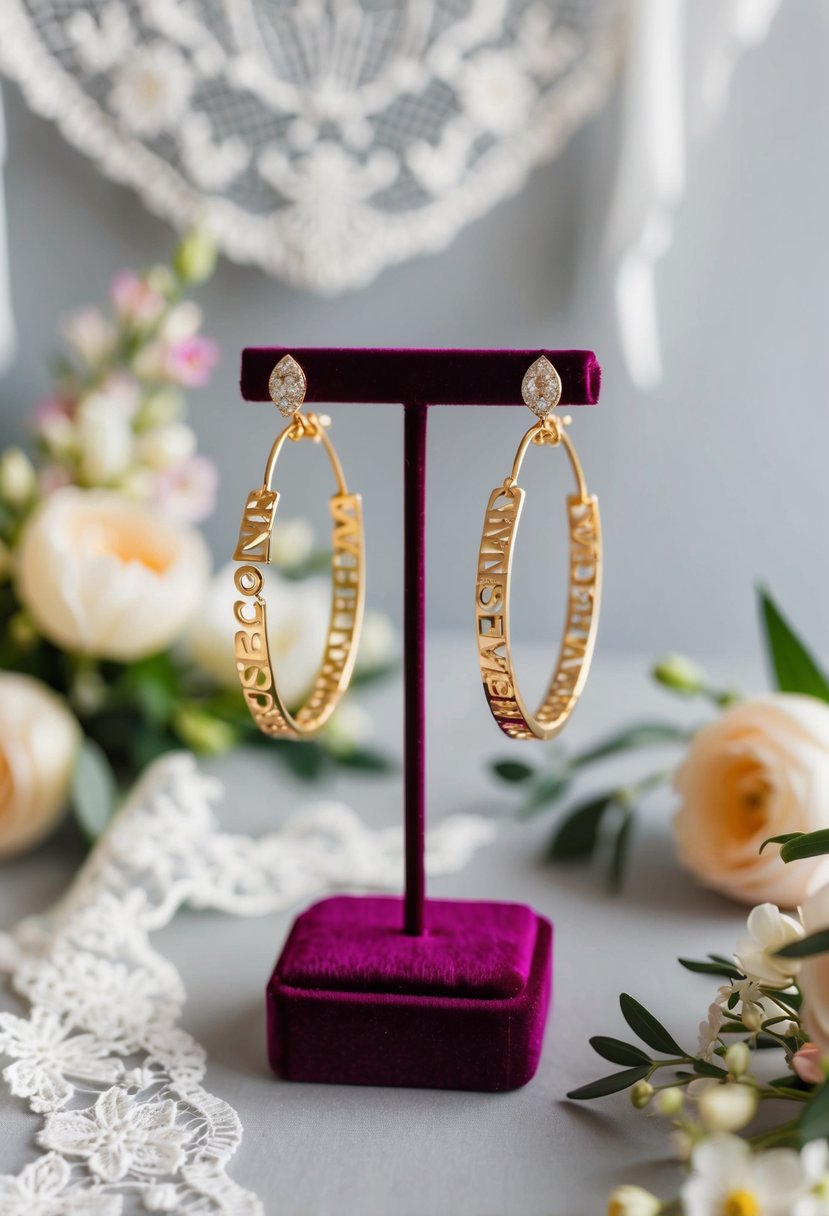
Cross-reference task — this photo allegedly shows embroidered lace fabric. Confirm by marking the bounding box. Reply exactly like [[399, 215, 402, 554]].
[[0, 0, 623, 291], [0, 752, 495, 1214]]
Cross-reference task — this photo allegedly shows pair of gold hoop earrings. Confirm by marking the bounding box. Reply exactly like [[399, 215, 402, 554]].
[[232, 354, 601, 743]]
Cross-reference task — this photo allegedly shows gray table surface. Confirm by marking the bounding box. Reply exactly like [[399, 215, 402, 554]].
[[0, 638, 758, 1215]]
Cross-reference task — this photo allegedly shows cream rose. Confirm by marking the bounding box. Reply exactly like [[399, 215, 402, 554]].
[[187, 560, 329, 707], [799, 882, 829, 1056], [673, 695, 829, 907], [0, 673, 81, 858], [16, 487, 210, 661]]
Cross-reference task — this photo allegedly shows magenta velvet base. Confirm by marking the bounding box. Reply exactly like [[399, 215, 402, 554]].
[[266, 895, 553, 1092]]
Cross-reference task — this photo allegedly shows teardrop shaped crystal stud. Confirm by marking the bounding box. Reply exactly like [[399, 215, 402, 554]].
[[521, 356, 562, 419], [269, 354, 307, 418]]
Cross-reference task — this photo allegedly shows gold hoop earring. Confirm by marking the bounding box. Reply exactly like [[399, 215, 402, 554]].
[[475, 356, 601, 741], [233, 355, 365, 739]]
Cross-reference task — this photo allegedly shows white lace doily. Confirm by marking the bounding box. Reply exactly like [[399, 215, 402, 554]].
[[0, 752, 495, 1214], [0, 0, 623, 292]]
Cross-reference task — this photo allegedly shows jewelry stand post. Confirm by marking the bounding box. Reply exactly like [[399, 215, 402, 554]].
[[240, 348, 601, 1091]]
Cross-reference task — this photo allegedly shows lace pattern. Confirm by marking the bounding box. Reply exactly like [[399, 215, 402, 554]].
[[0, 752, 495, 1214], [0, 0, 623, 291]]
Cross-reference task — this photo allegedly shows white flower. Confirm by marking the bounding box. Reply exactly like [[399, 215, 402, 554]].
[[696, 1083, 758, 1133], [795, 1141, 829, 1216], [136, 423, 197, 471], [269, 517, 314, 569], [187, 560, 330, 705], [322, 703, 373, 756], [798, 881, 829, 1055], [109, 43, 193, 137], [153, 455, 218, 523], [0, 1007, 123, 1112], [674, 695, 829, 906], [681, 1133, 806, 1216], [607, 1184, 660, 1216], [697, 1002, 724, 1061], [61, 307, 116, 367], [356, 609, 396, 671], [76, 393, 134, 484], [0, 674, 80, 859], [159, 301, 202, 343], [0, 447, 36, 506], [16, 488, 210, 660], [457, 50, 537, 135], [735, 903, 804, 988], [39, 1087, 191, 1182], [0, 1153, 121, 1215]]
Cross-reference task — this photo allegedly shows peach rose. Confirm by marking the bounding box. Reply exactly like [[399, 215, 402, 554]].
[[0, 674, 81, 858], [673, 695, 829, 907], [799, 882, 829, 1057], [16, 487, 209, 661]]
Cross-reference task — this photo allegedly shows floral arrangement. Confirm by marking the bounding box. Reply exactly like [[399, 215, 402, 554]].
[[573, 861, 829, 1214], [490, 588, 829, 908], [0, 234, 395, 857]]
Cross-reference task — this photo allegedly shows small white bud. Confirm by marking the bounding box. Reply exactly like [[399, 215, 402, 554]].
[[697, 1082, 757, 1133], [653, 1086, 684, 1116], [725, 1041, 752, 1079], [651, 653, 706, 694], [0, 448, 37, 507], [630, 1081, 653, 1110]]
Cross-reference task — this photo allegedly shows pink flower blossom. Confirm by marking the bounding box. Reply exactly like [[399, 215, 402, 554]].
[[155, 455, 218, 523], [111, 271, 166, 326], [792, 1042, 824, 1085], [164, 336, 219, 387], [33, 396, 74, 429]]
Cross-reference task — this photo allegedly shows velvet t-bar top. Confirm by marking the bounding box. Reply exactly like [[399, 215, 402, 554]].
[[239, 347, 601, 407]]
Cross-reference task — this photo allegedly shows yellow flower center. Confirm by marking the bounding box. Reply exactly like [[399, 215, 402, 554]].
[[87, 518, 175, 575], [722, 1191, 761, 1216]]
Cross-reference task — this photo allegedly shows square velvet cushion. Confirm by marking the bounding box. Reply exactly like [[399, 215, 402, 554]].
[[266, 895, 553, 1092]]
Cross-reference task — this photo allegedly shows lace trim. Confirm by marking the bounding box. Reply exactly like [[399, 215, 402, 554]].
[[0, 0, 623, 291], [0, 753, 495, 1214]]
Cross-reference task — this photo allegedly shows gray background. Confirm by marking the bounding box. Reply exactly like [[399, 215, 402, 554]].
[[1, 0, 828, 662]]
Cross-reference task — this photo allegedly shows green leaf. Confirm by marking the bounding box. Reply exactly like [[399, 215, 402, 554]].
[[770, 1074, 812, 1092], [520, 772, 572, 817], [619, 993, 685, 1056], [678, 957, 741, 980], [608, 808, 634, 894], [760, 832, 803, 855], [799, 1080, 829, 1144], [778, 831, 829, 863], [777, 929, 829, 959], [589, 1037, 651, 1067], [279, 741, 331, 781], [491, 760, 536, 784], [546, 793, 615, 860], [349, 660, 400, 690], [765, 988, 802, 1011], [759, 588, 829, 702], [575, 722, 690, 767], [567, 1064, 651, 1101], [120, 651, 179, 726], [69, 737, 118, 841], [334, 747, 397, 774], [693, 1059, 728, 1078]]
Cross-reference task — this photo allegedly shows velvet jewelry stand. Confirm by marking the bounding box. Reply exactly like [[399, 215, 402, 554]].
[[239, 348, 601, 1092]]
